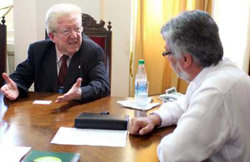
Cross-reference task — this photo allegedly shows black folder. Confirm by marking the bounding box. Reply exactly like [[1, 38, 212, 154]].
[[75, 113, 129, 130]]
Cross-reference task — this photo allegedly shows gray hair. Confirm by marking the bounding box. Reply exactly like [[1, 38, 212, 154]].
[[45, 3, 82, 34], [161, 10, 223, 67]]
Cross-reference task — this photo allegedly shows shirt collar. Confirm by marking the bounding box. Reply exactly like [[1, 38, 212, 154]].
[[191, 62, 216, 88], [55, 47, 72, 63], [191, 58, 229, 87]]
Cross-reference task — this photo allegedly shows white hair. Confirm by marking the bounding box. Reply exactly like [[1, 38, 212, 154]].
[[45, 3, 82, 34]]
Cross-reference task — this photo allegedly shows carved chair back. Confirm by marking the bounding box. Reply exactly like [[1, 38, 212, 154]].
[[82, 13, 112, 83]]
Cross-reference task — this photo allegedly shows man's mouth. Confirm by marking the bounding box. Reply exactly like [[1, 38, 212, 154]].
[[68, 41, 78, 45]]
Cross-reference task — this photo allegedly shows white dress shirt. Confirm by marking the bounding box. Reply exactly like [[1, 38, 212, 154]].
[[55, 47, 72, 75], [154, 58, 250, 162]]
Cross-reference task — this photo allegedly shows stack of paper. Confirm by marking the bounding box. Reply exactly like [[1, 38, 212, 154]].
[[51, 127, 127, 147], [0, 145, 31, 162], [0, 92, 7, 120], [117, 97, 160, 111]]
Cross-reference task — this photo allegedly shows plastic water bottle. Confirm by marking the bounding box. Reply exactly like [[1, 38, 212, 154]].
[[135, 60, 148, 108]]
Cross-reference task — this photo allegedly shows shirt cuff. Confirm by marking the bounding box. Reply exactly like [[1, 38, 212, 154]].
[[149, 112, 162, 127]]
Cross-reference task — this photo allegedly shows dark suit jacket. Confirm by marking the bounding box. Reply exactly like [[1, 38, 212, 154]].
[[10, 35, 110, 102]]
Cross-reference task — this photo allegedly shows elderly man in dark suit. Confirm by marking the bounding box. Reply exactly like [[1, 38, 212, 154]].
[[0, 3, 110, 103]]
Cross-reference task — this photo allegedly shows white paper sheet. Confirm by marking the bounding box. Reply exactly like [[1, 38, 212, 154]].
[[51, 127, 127, 147], [0, 145, 31, 162], [117, 97, 160, 111], [33, 100, 52, 105], [0, 92, 7, 120]]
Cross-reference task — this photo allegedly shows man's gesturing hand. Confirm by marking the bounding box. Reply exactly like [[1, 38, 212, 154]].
[[0, 73, 19, 100], [55, 77, 82, 103]]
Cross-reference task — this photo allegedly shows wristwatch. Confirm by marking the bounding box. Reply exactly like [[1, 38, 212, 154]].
[[149, 112, 162, 127]]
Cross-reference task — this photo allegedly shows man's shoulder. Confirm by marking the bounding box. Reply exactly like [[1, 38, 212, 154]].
[[28, 39, 55, 59], [30, 39, 54, 49], [206, 60, 244, 83], [200, 60, 249, 93]]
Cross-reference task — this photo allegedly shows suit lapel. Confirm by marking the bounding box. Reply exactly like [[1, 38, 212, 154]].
[[41, 47, 58, 92], [64, 50, 81, 90]]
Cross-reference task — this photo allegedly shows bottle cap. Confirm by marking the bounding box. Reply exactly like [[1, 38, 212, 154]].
[[138, 60, 145, 65]]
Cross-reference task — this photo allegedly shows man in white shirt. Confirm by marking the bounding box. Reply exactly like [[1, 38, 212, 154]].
[[129, 10, 250, 162]]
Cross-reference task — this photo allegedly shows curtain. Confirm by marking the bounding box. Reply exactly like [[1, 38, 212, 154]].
[[129, 0, 212, 96]]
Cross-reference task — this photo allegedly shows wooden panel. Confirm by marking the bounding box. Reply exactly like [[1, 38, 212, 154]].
[[0, 17, 7, 86]]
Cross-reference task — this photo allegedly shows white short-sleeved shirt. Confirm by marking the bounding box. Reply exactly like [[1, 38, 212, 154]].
[[155, 58, 250, 162]]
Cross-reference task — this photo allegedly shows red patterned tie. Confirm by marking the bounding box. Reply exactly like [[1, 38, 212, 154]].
[[58, 55, 69, 87]]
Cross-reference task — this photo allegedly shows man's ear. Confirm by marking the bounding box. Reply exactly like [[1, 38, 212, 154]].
[[48, 32, 56, 43], [182, 53, 192, 69]]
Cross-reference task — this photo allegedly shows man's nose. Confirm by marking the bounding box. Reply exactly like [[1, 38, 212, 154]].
[[69, 30, 79, 38]]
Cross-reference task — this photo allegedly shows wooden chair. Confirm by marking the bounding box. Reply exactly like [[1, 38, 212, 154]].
[[0, 17, 7, 86], [82, 13, 112, 83]]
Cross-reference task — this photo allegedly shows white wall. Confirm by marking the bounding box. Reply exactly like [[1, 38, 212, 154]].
[[14, 0, 37, 67], [102, 0, 131, 97], [13, 0, 131, 97], [212, 0, 250, 72]]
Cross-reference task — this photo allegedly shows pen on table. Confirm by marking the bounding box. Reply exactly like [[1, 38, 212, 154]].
[[100, 111, 109, 115]]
